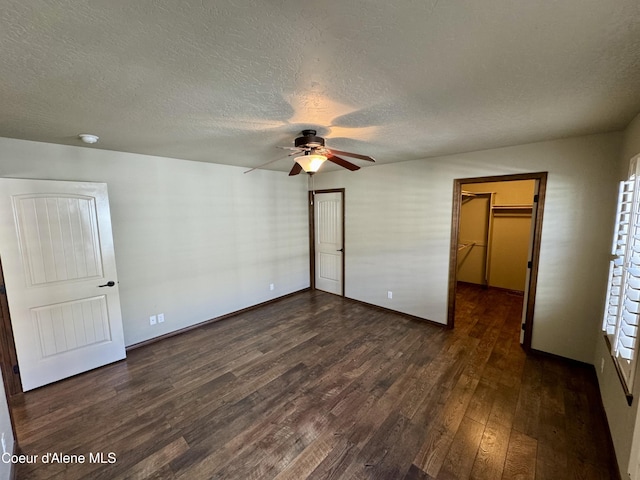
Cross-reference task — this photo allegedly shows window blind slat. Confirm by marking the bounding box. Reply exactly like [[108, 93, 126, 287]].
[[626, 288, 640, 302], [628, 276, 640, 289], [621, 322, 637, 339], [618, 344, 634, 360], [620, 337, 637, 351], [624, 298, 640, 314], [622, 309, 640, 327]]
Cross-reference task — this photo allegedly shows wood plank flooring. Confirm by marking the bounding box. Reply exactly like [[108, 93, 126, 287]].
[[11, 284, 618, 479]]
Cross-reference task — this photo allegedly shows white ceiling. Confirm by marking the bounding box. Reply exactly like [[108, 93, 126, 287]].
[[1, 0, 639, 172]]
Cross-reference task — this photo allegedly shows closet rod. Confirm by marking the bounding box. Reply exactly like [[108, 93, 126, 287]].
[[458, 241, 477, 252], [461, 190, 495, 197]]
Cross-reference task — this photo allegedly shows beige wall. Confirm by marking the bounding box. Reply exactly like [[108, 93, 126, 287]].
[[0, 137, 310, 346], [595, 111, 640, 476], [313, 132, 622, 363], [457, 193, 490, 285], [621, 113, 640, 176]]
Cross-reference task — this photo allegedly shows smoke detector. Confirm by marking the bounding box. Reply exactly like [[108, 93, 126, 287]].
[[78, 134, 99, 144]]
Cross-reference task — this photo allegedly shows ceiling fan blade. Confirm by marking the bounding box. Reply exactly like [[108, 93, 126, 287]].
[[328, 149, 375, 162], [327, 155, 360, 171], [277, 146, 304, 151], [244, 156, 286, 174], [288, 162, 303, 176]]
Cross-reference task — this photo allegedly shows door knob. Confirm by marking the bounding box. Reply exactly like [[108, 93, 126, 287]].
[[98, 281, 115, 287], [337, 248, 344, 252]]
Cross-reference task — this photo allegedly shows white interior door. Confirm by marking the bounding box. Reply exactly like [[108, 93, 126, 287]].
[[0, 179, 126, 391], [314, 191, 343, 295]]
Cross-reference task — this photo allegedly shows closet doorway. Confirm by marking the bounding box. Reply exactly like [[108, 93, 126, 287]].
[[447, 172, 547, 350]]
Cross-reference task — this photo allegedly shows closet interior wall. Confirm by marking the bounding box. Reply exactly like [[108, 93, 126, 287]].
[[458, 180, 535, 292], [457, 191, 492, 285]]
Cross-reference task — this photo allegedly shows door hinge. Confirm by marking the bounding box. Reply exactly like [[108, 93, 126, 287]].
[[527, 260, 533, 268], [0, 284, 5, 295], [521, 324, 526, 331], [12, 365, 19, 375], [533, 194, 539, 202]]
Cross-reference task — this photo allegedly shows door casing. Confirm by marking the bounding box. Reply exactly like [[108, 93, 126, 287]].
[[309, 188, 345, 296], [448, 172, 547, 351], [0, 258, 21, 396]]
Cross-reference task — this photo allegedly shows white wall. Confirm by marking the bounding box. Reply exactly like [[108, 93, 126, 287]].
[[0, 137, 310, 346], [595, 111, 640, 476], [313, 132, 622, 363], [0, 371, 13, 480]]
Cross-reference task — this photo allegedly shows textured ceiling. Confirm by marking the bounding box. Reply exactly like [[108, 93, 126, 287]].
[[1, 0, 639, 172]]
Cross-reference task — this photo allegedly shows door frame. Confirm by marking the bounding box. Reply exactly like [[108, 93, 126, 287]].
[[309, 188, 345, 296], [0, 258, 21, 396], [0, 256, 20, 459], [447, 172, 547, 351]]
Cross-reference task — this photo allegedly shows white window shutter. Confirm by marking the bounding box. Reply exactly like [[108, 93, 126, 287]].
[[603, 171, 640, 390], [603, 181, 632, 336]]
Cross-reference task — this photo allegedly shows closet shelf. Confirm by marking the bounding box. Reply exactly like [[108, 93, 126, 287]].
[[491, 204, 533, 210], [491, 204, 533, 217]]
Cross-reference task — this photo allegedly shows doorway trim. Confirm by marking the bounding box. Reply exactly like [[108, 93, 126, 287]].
[[447, 172, 548, 351], [0, 258, 21, 396], [309, 188, 345, 296]]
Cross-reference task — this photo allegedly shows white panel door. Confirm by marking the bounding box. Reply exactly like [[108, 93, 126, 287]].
[[0, 179, 125, 391], [314, 192, 343, 295]]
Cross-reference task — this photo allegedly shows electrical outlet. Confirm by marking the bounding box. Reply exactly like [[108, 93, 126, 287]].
[[157, 313, 165, 323], [149, 315, 157, 326], [387, 291, 393, 299], [270, 283, 275, 291]]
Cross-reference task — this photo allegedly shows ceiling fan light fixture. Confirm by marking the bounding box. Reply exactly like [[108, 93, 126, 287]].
[[295, 154, 327, 174]]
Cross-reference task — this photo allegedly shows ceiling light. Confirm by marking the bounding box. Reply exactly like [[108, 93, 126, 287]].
[[295, 154, 327, 174], [78, 134, 99, 144]]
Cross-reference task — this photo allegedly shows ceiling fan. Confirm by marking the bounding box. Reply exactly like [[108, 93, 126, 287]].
[[244, 129, 375, 176]]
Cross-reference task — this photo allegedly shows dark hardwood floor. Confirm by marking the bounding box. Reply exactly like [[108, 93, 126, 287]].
[[11, 284, 618, 479]]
